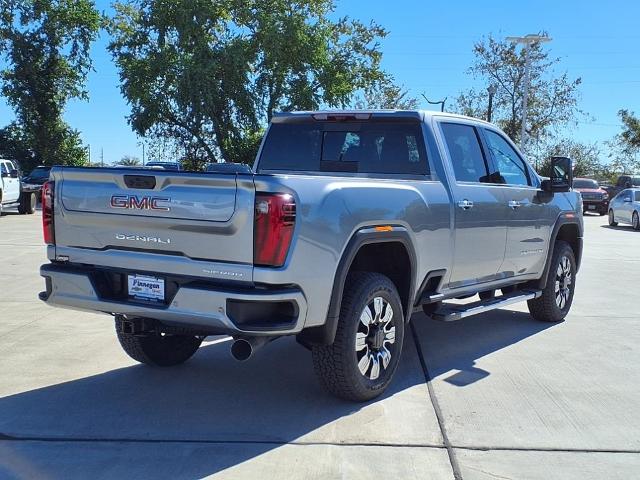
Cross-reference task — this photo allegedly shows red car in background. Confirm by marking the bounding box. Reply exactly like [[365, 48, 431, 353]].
[[573, 177, 609, 215]]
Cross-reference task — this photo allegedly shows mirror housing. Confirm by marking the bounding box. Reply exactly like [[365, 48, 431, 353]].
[[542, 156, 572, 193], [10, 169, 19, 178]]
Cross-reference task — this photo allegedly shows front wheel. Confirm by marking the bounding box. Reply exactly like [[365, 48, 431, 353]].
[[312, 272, 404, 402], [608, 210, 618, 226], [633, 211, 640, 231], [528, 241, 576, 323], [115, 317, 202, 366]]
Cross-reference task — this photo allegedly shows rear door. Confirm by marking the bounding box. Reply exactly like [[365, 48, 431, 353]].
[[53, 167, 256, 266], [482, 128, 550, 277], [438, 121, 507, 287]]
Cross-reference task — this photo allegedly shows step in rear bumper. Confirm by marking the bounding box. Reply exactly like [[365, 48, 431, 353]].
[[39, 263, 307, 336]]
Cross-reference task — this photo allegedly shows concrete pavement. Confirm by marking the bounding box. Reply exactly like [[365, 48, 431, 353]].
[[0, 209, 638, 479]]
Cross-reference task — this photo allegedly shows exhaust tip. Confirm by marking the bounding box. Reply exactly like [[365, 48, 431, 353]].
[[231, 339, 253, 361]]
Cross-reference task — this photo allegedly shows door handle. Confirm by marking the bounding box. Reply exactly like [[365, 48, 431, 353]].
[[508, 200, 522, 209], [457, 199, 474, 210]]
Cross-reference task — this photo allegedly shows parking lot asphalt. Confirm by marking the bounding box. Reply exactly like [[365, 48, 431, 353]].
[[0, 209, 638, 479]]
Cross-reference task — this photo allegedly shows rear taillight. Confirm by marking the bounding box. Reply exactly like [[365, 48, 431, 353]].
[[254, 193, 296, 267], [42, 181, 55, 245]]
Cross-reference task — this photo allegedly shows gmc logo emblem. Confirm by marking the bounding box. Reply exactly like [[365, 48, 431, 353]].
[[110, 195, 171, 211]]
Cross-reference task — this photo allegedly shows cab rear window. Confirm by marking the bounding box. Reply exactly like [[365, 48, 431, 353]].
[[258, 122, 428, 175]]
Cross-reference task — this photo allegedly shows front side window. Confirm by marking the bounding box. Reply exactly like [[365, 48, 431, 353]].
[[635, 191, 640, 202], [441, 123, 489, 183], [484, 130, 530, 186], [259, 122, 428, 175]]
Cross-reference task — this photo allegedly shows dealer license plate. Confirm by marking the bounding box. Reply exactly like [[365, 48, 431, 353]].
[[128, 274, 165, 302]]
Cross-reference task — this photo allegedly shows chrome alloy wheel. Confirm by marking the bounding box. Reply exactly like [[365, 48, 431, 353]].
[[555, 255, 573, 309], [355, 296, 396, 380]]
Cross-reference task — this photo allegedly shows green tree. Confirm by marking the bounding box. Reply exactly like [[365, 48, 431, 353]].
[[0, 0, 100, 170], [454, 35, 584, 151], [117, 155, 141, 166], [535, 138, 604, 178], [108, 0, 391, 165], [619, 109, 640, 149], [355, 74, 419, 110]]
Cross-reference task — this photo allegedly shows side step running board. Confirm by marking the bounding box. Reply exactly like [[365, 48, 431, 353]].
[[431, 289, 542, 322]]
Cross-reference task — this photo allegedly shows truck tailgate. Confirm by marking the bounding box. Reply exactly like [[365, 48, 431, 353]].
[[51, 167, 255, 271]]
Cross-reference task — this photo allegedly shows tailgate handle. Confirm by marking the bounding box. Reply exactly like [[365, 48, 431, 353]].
[[124, 175, 156, 189]]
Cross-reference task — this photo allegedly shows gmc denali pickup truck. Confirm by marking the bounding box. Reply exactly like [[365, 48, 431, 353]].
[[39, 111, 583, 401]]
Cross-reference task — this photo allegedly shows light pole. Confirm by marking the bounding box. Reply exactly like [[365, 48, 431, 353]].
[[506, 34, 552, 151], [487, 84, 497, 123]]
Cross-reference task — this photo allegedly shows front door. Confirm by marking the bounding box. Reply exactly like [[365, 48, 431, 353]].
[[1, 161, 20, 203], [438, 121, 507, 287], [482, 129, 551, 277]]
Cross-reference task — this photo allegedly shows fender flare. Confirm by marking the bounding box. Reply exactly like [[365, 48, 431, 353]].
[[299, 226, 417, 346], [537, 213, 583, 290]]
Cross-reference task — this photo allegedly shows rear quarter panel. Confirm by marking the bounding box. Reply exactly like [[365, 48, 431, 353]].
[[252, 174, 451, 328]]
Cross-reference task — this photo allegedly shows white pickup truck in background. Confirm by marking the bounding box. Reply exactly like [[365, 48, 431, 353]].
[[0, 158, 38, 216]]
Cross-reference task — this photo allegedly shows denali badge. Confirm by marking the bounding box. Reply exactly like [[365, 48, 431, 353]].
[[115, 234, 171, 245], [110, 195, 171, 211]]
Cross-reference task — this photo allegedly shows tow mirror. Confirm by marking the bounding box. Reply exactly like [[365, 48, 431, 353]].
[[541, 156, 572, 193]]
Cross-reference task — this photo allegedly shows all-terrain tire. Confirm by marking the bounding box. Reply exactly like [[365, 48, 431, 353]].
[[115, 317, 202, 366], [608, 209, 618, 226], [311, 272, 405, 402], [527, 241, 576, 323]]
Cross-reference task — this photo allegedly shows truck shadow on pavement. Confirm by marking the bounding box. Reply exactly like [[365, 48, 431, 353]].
[[0, 309, 555, 479], [600, 224, 637, 232]]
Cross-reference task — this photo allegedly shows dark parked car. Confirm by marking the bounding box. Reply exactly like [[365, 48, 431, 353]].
[[573, 178, 609, 215], [144, 161, 182, 171], [607, 175, 640, 199], [22, 166, 52, 192]]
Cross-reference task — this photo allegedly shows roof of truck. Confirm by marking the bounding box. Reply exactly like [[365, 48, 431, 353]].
[[271, 110, 492, 125]]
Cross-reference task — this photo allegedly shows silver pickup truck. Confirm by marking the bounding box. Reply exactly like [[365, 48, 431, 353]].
[[39, 111, 583, 401]]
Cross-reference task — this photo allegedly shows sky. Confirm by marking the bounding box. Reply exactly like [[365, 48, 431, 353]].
[[0, 0, 639, 165]]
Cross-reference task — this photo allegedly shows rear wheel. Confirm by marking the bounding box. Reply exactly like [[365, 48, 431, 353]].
[[633, 211, 640, 231], [528, 241, 576, 323], [608, 209, 618, 226], [312, 272, 404, 402], [115, 317, 202, 366], [18, 192, 36, 214]]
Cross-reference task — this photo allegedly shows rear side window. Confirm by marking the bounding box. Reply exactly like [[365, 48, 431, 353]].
[[0, 162, 7, 174], [440, 123, 489, 183], [258, 122, 428, 175]]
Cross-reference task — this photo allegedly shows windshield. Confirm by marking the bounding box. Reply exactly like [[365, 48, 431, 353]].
[[573, 179, 599, 189], [632, 178, 640, 187], [28, 167, 50, 179]]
